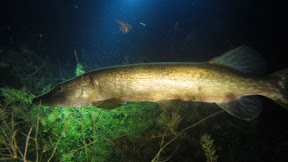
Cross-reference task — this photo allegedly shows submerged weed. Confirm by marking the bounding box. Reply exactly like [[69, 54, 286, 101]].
[[200, 134, 218, 162]]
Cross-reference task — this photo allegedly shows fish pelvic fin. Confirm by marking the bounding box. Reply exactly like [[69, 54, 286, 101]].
[[269, 68, 288, 109], [216, 95, 262, 121], [209, 46, 266, 75]]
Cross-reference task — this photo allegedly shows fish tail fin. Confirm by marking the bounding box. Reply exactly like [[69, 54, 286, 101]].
[[269, 68, 288, 109], [216, 69, 288, 121]]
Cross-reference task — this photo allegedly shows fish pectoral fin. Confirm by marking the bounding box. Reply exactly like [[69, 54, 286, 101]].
[[92, 98, 123, 109], [158, 100, 189, 114], [216, 95, 262, 121]]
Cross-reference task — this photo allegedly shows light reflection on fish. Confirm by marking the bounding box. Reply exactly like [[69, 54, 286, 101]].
[[32, 46, 288, 121]]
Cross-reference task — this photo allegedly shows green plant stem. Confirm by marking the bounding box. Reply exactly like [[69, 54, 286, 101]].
[[35, 106, 40, 162], [24, 127, 33, 162], [80, 109, 89, 162], [151, 110, 224, 162], [204, 136, 213, 162], [60, 140, 98, 161], [91, 113, 102, 158], [13, 130, 24, 159], [47, 115, 70, 162], [0, 108, 12, 134]]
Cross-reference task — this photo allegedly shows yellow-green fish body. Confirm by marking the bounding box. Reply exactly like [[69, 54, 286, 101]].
[[32, 46, 288, 121], [87, 63, 268, 103]]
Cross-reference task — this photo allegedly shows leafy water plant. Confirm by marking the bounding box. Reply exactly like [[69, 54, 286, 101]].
[[200, 134, 218, 162], [75, 63, 85, 77], [0, 87, 52, 161]]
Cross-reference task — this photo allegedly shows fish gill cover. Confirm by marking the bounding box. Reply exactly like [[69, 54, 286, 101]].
[[0, 0, 288, 161]]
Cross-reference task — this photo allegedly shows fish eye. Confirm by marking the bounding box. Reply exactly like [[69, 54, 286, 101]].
[[56, 85, 65, 92]]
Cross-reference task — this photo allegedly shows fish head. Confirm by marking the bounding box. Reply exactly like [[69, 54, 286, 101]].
[[32, 77, 96, 107]]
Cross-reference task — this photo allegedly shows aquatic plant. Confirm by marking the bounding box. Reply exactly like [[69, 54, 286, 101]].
[[75, 63, 85, 76], [74, 49, 86, 77], [151, 110, 224, 162], [28, 102, 161, 161], [157, 112, 183, 135], [0, 88, 49, 161], [200, 134, 218, 162]]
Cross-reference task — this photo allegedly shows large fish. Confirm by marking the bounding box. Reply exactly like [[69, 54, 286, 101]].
[[32, 46, 288, 121]]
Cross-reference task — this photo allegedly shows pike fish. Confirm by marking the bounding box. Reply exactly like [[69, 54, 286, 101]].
[[32, 46, 288, 121]]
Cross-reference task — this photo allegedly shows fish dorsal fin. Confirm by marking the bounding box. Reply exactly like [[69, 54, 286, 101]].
[[216, 95, 262, 121], [92, 98, 123, 109], [209, 46, 266, 75]]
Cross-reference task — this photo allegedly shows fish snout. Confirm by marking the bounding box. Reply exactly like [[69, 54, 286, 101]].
[[32, 95, 65, 107]]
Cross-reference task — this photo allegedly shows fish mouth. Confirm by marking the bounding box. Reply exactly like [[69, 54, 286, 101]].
[[32, 96, 65, 107]]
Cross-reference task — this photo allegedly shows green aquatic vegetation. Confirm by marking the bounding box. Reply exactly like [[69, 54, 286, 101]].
[[1, 93, 71, 161], [151, 110, 224, 162], [75, 63, 85, 76], [0, 87, 34, 104], [157, 112, 183, 134], [0, 87, 35, 124], [200, 134, 218, 162], [33, 102, 161, 161], [74, 49, 86, 77]]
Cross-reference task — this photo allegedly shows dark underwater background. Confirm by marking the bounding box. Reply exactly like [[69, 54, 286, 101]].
[[0, 0, 287, 161]]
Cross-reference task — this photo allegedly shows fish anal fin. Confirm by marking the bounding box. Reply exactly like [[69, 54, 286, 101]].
[[216, 95, 262, 121], [92, 98, 123, 109]]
